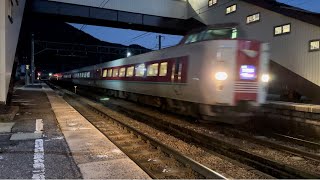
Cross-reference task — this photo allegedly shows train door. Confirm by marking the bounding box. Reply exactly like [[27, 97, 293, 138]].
[[93, 67, 102, 86], [171, 56, 188, 95], [171, 57, 183, 83]]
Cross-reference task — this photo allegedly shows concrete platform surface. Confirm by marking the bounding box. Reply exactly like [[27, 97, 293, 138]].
[[45, 86, 151, 179], [0, 123, 15, 133], [10, 132, 42, 140], [0, 84, 82, 179]]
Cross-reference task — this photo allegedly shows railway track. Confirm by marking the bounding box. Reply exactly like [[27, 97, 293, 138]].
[[63, 94, 226, 179], [217, 128, 320, 162], [96, 102, 320, 178], [270, 133, 320, 150], [49, 83, 320, 179]]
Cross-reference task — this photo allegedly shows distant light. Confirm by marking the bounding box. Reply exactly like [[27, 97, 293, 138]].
[[127, 52, 131, 57], [261, 74, 270, 83], [49, 73, 53, 76], [37, 72, 41, 76], [100, 97, 110, 101]]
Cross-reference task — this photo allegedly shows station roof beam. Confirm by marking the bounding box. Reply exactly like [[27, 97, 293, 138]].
[[30, 0, 205, 35]]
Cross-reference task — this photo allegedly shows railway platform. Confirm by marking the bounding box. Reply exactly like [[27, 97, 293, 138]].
[[0, 83, 150, 179], [260, 101, 320, 139]]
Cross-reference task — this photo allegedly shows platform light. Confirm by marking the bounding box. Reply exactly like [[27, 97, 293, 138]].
[[127, 51, 131, 57], [49, 73, 52, 76], [215, 72, 228, 81], [261, 74, 270, 83]]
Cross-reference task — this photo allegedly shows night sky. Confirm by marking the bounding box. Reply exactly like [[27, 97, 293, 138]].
[[69, 0, 320, 49]]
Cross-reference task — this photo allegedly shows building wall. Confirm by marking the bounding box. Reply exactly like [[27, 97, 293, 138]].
[[187, 0, 320, 87], [0, 0, 25, 104], [0, 1, 5, 103], [49, 0, 188, 19]]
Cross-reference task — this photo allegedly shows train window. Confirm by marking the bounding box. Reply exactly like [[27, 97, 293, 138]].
[[147, 63, 159, 76], [102, 70, 107, 77], [184, 32, 206, 44], [112, 69, 119, 77], [87, 72, 90, 78], [184, 34, 194, 44], [246, 13, 260, 24], [159, 62, 168, 76], [226, 4, 237, 14], [135, 64, 146, 77], [231, 28, 238, 39], [107, 69, 113, 77], [309, 40, 320, 51], [119, 67, 126, 77], [274, 24, 291, 36], [126, 66, 134, 77], [203, 28, 236, 40]]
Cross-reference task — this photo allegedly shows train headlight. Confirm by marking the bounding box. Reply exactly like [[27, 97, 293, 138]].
[[261, 74, 270, 83], [215, 72, 228, 81]]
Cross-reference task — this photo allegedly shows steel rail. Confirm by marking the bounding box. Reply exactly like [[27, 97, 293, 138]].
[[82, 94, 320, 179], [47, 82, 320, 179], [61, 90, 226, 179]]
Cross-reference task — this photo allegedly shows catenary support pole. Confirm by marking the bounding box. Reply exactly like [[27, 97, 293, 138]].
[[31, 34, 35, 85]]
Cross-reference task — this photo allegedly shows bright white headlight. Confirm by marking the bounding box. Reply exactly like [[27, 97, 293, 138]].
[[261, 74, 270, 82], [215, 72, 228, 81]]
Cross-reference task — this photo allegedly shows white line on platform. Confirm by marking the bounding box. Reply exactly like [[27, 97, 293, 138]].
[[35, 119, 43, 133], [32, 119, 45, 179], [32, 139, 45, 180]]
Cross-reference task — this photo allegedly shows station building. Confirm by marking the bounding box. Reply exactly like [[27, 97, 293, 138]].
[[0, 0, 25, 104], [188, 0, 320, 102]]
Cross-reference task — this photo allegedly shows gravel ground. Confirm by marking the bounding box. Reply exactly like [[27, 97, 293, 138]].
[[104, 98, 320, 176], [76, 97, 270, 179]]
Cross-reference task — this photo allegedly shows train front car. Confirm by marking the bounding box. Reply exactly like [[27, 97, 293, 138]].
[[187, 24, 270, 123]]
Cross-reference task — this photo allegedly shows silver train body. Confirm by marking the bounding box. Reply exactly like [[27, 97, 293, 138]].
[[56, 24, 270, 124]]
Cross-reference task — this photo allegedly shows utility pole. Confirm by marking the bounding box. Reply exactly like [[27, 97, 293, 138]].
[[157, 35, 165, 50], [31, 34, 35, 85]]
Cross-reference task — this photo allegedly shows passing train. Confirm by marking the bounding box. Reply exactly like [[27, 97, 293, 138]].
[[54, 23, 270, 124]]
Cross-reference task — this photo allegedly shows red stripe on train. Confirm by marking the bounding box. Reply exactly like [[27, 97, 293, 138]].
[[234, 40, 260, 104]]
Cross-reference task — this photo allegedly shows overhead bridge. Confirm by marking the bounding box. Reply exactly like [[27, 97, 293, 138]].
[[30, 0, 205, 35]]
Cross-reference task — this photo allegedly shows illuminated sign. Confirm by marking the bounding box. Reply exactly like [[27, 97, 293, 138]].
[[240, 65, 256, 80]]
